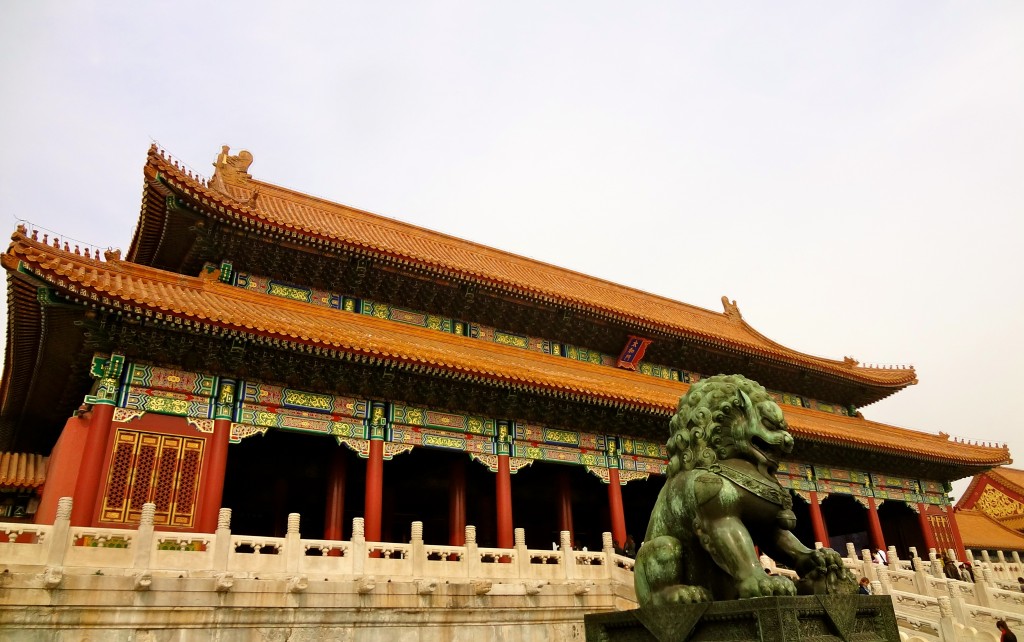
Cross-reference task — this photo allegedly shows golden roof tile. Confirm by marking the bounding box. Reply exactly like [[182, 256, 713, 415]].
[[137, 147, 917, 392], [988, 467, 1024, 496], [956, 509, 1024, 551], [997, 514, 1024, 532], [0, 451, 47, 488], [4, 230, 1008, 469]]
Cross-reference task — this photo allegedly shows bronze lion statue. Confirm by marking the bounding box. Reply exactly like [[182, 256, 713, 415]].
[[635, 374, 855, 605]]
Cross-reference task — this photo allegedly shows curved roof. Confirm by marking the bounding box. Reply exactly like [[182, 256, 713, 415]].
[[957, 467, 1024, 509], [5, 229, 1007, 471], [129, 146, 917, 395], [956, 509, 1024, 552], [986, 468, 1024, 496]]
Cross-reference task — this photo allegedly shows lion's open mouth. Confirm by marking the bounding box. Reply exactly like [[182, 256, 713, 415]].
[[750, 435, 776, 464]]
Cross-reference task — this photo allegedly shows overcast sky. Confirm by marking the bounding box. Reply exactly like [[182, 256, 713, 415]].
[[1, 2, 1021, 498]]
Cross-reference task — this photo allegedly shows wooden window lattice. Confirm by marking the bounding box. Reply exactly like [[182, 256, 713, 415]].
[[103, 435, 137, 514], [100, 428, 205, 528]]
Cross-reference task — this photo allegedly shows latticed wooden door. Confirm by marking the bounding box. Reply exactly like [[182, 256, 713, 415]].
[[99, 428, 204, 528]]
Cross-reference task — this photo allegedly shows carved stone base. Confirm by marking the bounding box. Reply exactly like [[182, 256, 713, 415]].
[[584, 595, 898, 641]]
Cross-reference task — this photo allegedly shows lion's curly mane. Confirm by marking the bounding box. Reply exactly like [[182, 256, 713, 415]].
[[666, 374, 780, 477]]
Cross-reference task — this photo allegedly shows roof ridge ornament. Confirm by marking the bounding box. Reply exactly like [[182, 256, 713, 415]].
[[721, 296, 742, 321], [211, 145, 254, 187]]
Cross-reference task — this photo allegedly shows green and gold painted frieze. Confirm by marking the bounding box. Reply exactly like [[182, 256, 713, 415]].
[[100, 356, 943, 500], [240, 382, 368, 417], [619, 456, 667, 476], [390, 403, 495, 435], [512, 441, 608, 467], [125, 363, 217, 397], [390, 425, 493, 455], [237, 403, 366, 438], [775, 461, 818, 493], [235, 272, 341, 308], [774, 461, 944, 505], [123, 390, 212, 418], [619, 436, 668, 460], [514, 421, 607, 450], [121, 364, 216, 418]]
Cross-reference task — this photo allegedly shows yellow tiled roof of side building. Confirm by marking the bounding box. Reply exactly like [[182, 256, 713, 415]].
[[957, 509, 1024, 551]]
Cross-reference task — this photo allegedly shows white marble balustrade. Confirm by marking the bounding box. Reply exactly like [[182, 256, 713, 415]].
[[4, 499, 1024, 642]]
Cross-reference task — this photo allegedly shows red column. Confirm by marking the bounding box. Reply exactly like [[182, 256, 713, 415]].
[[71, 403, 115, 527], [945, 504, 967, 561], [917, 503, 938, 553], [607, 468, 627, 550], [496, 453, 513, 549], [364, 439, 384, 542], [557, 470, 574, 547], [324, 449, 347, 541], [197, 418, 231, 532], [449, 457, 466, 546], [808, 491, 829, 547], [866, 497, 886, 552]]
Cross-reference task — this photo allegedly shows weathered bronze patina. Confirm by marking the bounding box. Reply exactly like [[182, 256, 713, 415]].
[[635, 374, 856, 605]]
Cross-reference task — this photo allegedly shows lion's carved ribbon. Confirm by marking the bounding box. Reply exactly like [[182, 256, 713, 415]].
[[706, 463, 793, 510]]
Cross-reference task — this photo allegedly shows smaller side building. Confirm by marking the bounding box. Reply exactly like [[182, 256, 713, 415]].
[[956, 467, 1024, 555]]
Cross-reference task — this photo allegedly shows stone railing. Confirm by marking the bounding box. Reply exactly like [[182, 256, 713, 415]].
[[0, 498, 640, 640], [836, 542, 1024, 642], [0, 498, 635, 594], [2, 501, 1023, 641]]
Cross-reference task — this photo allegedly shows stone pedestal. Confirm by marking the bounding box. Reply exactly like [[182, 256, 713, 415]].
[[584, 595, 898, 641]]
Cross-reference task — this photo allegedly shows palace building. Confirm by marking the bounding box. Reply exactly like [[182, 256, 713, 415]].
[[955, 467, 1024, 554], [0, 145, 1010, 562]]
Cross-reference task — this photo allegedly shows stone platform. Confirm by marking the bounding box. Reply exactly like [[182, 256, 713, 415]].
[[584, 595, 899, 641]]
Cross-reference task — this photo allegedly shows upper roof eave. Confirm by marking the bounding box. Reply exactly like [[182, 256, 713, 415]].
[[132, 146, 917, 395]]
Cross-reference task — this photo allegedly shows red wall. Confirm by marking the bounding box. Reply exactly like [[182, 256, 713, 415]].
[[35, 415, 91, 524]]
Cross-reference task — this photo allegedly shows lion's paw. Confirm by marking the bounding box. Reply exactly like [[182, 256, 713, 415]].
[[737, 574, 797, 599], [799, 547, 844, 575], [794, 547, 857, 595], [653, 584, 713, 605]]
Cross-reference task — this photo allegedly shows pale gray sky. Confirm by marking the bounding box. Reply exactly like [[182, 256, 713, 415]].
[[2, 2, 1022, 498]]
